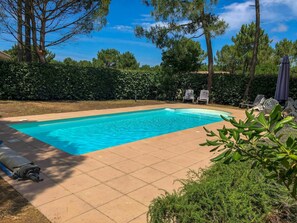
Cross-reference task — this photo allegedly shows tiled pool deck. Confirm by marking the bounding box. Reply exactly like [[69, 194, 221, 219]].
[[0, 104, 245, 223]]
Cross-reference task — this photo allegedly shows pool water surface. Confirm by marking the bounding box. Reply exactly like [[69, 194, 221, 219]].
[[10, 108, 230, 155]]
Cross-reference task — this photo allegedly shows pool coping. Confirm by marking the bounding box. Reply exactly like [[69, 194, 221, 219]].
[[0, 103, 246, 223]]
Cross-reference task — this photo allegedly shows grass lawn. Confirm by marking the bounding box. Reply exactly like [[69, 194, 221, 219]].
[[0, 100, 167, 222], [0, 100, 167, 118]]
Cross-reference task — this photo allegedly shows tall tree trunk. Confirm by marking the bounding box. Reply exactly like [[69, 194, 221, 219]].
[[39, 0, 47, 63], [244, 0, 260, 99], [17, 0, 23, 62], [205, 31, 214, 93], [201, 8, 214, 94], [30, 0, 46, 63], [24, 0, 32, 62]]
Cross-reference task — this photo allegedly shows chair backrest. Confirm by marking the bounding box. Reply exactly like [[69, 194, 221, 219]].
[[184, 89, 194, 99], [263, 98, 279, 113], [199, 90, 209, 100], [253, 94, 265, 106]]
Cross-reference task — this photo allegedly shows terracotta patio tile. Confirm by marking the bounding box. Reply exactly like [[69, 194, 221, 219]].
[[76, 184, 123, 207], [111, 146, 144, 158], [172, 168, 192, 180], [144, 140, 175, 149], [87, 166, 125, 182], [151, 161, 183, 174], [131, 167, 167, 183], [91, 151, 127, 165], [106, 175, 147, 194], [128, 185, 162, 206], [128, 141, 160, 153], [129, 213, 148, 223], [111, 159, 145, 174], [149, 150, 178, 160], [23, 183, 71, 207], [188, 159, 213, 171], [65, 209, 115, 223], [167, 155, 199, 168], [59, 174, 100, 193], [74, 158, 106, 172], [98, 196, 147, 223], [132, 154, 162, 166], [42, 165, 84, 183], [38, 195, 92, 223], [183, 149, 212, 160], [152, 176, 182, 193], [162, 145, 190, 155], [11, 173, 50, 189]]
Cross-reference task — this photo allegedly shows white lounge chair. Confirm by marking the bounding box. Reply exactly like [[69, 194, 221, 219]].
[[240, 94, 265, 108], [183, 89, 195, 103], [197, 90, 209, 104], [263, 98, 279, 114]]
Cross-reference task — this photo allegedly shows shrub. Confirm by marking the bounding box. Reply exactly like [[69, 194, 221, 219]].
[[148, 161, 295, 223], [0, 61, 158, 100], [201, 105, 297, 199]]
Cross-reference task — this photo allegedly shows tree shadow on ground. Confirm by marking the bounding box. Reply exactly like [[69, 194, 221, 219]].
[[0, 119, 88, 221]]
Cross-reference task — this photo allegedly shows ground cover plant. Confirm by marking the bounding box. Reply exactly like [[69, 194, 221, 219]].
[[148, 161, 297, 223]]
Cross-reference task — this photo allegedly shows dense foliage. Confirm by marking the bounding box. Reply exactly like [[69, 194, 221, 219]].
[[202, 105, 297, 198], [215, 23, 297, 76], [161, 38, 206, 73], [135, 0, 227, 91], [148, 161, 297, 223], [0, 61, 157, 100], [1, 60, 297, 103]]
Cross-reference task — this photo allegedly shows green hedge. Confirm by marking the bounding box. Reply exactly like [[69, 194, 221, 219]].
[[0, 61, 158, 100], [1, 61, 297, 105]]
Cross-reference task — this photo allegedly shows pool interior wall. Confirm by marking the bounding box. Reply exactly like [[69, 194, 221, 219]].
[[10, 108, 230, 155]]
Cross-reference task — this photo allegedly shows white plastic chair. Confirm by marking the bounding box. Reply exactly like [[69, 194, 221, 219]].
[[240, 94, 265, 108], [197, 90, 209, 104], [250, 96, 266, 111], [183, 89, 195, 103], [263, 98, 279, 114]]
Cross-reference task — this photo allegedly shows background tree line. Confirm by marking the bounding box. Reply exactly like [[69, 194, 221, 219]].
[[215, 23, 297, 76]]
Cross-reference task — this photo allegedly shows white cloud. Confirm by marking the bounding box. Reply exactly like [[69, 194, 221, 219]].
[[139, 14, 154, 22], [220, 0, 297, 32], [271, 24, 288, 32], [220, 1, 254, 31], [77, 36, 155, 48], [110, 25, 133, 32]]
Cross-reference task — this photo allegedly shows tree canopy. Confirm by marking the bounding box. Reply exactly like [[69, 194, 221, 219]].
[[4, 44, 55, 63], [216, 22, 274, 75], [135, 0, 227, 91], [92, 49, 139, 69], [161, 38, 205, 72], [0, 0, 111, 63]]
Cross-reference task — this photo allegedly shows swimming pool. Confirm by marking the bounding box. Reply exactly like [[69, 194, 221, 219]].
[[10, 108, 230, 155]]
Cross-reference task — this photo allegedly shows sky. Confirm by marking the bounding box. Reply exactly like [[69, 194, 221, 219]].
[[1, 0, 297, 66]]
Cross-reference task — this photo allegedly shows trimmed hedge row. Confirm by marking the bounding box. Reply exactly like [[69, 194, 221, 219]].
[[0, 61, 158, 100], [1, 61, 297, 105]]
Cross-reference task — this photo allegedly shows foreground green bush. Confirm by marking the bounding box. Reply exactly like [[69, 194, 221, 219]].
[[148, 161, 296, 223], [202, 105, 297, 199]]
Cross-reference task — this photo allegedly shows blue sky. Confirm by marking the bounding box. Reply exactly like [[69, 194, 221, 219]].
[[1, 0, 297, 66]]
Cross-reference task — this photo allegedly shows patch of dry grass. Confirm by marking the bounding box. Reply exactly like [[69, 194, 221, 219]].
[[0, 100, 166, 118]]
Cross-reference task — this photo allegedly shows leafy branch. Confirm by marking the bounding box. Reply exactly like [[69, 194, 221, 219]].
[[201, 105, 297, 199]]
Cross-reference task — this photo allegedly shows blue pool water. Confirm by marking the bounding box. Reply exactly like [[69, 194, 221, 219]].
[[10, 108, 230, 155]]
